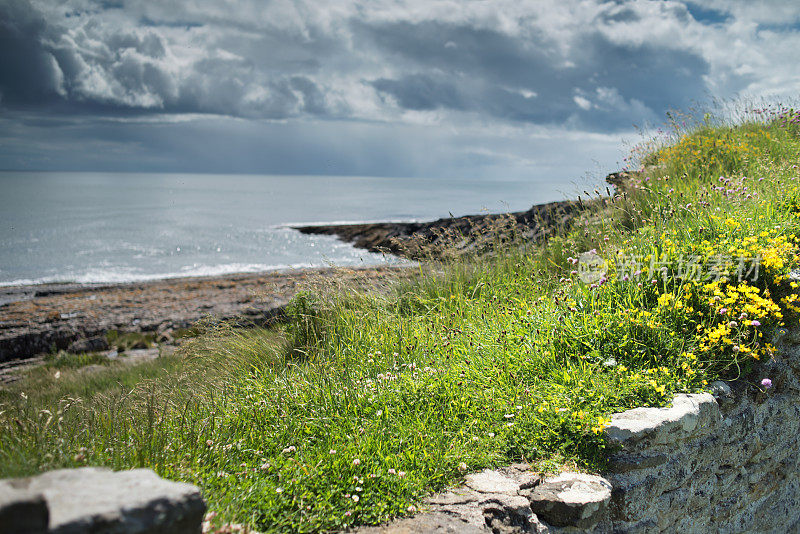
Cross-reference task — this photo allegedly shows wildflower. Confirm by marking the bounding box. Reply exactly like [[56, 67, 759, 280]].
[[344, 511, 352, 517], [388, 468, 396, 475], [276, 487, 283, 493], [282, 446, 296, 454], [458, 462, 468, 473], [352, 495, 360, 502], [329, 449, 337, 454], [761, 378, 773, 389], [398, 471, 406, 477], [751, 320, 762, 326], [352, 458, 361, 466]]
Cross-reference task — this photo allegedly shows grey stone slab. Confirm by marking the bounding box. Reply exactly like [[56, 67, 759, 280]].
[[527, 473, 611, 529], [0, 467, 205, 534]]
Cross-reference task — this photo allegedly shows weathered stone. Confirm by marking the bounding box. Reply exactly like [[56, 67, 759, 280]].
[[481, 493, 533, 534], [527, 473, 611, 529], [604, 393, 719, 446], [465, 470, 520, 495], [356, 512, 485, 533], [0, 467, 205, 534], [709, 380, 735, 405], [425, 489, 480, 507], [0, 483, 48, 534]]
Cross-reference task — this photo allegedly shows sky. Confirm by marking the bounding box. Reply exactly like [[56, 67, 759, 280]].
[[2, 0, 800, 180]]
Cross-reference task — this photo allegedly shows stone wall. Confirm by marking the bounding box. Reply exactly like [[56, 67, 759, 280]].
[[358, 335, 800, 533], [597, 338, 800, 533]]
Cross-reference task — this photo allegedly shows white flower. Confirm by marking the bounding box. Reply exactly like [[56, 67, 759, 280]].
[[352, 458, 361, 466], [352, 495, 360, 502]]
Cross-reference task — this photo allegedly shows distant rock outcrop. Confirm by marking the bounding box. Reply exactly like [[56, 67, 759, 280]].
[[294, 198, 582, 259]]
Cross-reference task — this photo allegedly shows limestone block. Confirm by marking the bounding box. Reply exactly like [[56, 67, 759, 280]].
[[355, 512, 485, 534], [527, 472, 611, 529], [604, 394, 720, 448], [0, 467, 205, 534], [465, 470, 520, 494]]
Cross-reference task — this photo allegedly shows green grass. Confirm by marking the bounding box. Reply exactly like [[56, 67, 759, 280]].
[[2, 106, 800, 532]]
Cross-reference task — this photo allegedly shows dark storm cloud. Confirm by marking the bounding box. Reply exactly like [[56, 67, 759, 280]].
[[3, 0, 800, 175], [360, 18, 707, 129], [0, 0, 64, 105]]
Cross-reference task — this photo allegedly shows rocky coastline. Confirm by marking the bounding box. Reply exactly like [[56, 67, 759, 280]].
[[1, 172, 630, 368], [0, 267, 407, 365], [293, 197, 583, 258]]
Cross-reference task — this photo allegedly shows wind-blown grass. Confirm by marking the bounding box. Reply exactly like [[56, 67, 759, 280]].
[[2, 106, 800, 533]]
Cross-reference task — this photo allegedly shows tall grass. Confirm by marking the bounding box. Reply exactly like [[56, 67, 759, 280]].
[[2, 105, 800, 532]]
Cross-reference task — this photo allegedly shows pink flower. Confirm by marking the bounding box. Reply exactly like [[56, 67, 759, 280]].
[[751, 320, 761, 326], [761, 378, 772, 389], [352, 458, 361, 466]]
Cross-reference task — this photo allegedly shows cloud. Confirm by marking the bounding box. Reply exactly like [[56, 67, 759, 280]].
[[0, 0, 66, 104], [2, 0, 800, 174]]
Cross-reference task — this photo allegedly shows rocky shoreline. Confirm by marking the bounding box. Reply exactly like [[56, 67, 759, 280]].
[[1, 172, 630, 367], [0, 266, 408, 364], [293, 197, 582, 258]]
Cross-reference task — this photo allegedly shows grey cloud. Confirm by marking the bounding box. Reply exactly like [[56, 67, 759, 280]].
[[3, 0, 800, 175], [0, 0, 64, 104], [360, 18, 706, 130], [372, 74, 465, 111]]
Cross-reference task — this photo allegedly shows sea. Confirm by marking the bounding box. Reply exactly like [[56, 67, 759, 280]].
[[0, 171, 590, 287]]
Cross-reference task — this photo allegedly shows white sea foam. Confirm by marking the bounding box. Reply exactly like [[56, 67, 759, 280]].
[[0, 258, 401, 287]]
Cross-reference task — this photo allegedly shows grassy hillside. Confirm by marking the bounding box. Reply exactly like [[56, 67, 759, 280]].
[[2, 106, 800, 533]]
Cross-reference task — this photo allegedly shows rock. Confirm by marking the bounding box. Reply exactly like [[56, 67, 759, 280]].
[[294, 198, 583, 259], [603, 393, 719, 446], [0, 467, 205, 534], [709, 381, 734, 405], [481, 493, 533, 534], [356, 512, 485, 533], [67, 336, 109, 354], [465, 470, 520, 494], [527, 472, 612, 529], [0, 483, 49, 534]]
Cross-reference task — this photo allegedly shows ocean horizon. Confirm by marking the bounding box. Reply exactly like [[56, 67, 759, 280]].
[[0, 170, 595, 287]]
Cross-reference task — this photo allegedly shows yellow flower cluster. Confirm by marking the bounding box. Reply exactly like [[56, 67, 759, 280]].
[[655, 131, 761, 176]]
